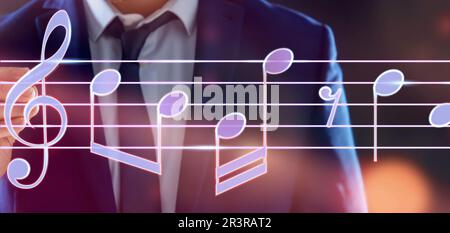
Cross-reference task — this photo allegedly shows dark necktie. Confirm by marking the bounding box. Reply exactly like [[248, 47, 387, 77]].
[[105, 12, 177, 213]]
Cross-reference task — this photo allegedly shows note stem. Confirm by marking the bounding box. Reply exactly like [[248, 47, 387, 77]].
[[262, 71, 268, 149], [262, 70, 269, 166], [373, 94, 378, 162], [157, 115, 162, 169], [215, 135, 220, 194], [90, 93, 95, 145]]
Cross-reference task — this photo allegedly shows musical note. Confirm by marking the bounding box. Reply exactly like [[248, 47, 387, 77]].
[[215, 48, 293, 195], [319, 86, 343, 127], [372, 69, 405, 162], [4, 10, 71, 189], [156, 90, 189, 171], [89, 69, 188, 175]]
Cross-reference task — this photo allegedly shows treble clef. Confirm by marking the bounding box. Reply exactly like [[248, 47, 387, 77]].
[[3, 10, 71, 189]]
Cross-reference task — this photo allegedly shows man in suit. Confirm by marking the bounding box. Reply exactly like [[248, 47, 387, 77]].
[[0, 0, 367, 212]]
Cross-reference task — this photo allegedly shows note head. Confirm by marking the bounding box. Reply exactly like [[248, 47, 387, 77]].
[[263, 48, 294, 75], [373, 69, 404, 97], [216, 112, 247, 139], [158, 91, 189, 118], [429, 103, 450, 128], [90, 69, 121, 97]]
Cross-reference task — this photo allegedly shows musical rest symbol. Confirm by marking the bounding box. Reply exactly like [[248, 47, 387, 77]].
[[319, 86, 343, 128], [4, 10, 71, 189], [372, 69, 405, 162], [215, 48, 293, 195], [89, 69, 188, 175]]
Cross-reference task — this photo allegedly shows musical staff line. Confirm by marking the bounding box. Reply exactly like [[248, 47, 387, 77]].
[[2, 81, 450, 85], [2, 146, 450, 150], [0, 124, 448, 128], [3, 59, 450, 64], [0, 103, 447, 107]]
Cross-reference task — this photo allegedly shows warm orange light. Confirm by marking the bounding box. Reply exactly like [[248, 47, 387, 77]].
[[364, 157, 432, 213]]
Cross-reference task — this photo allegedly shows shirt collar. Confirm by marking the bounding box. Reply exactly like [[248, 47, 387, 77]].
[[83, 0, 198, 42]]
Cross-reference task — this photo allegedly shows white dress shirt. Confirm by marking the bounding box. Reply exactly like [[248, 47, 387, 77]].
[[83, 0, 198, 213]]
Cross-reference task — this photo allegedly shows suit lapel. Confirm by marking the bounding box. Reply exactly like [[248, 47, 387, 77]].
[[36, 0, 116, 212], [177, 0, 245, 212]]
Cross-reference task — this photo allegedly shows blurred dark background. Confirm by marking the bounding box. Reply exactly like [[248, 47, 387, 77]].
[[2, 0, 450, 212]]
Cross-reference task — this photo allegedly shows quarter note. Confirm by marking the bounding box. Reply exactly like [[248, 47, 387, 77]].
[[319, 86, 343, 128], [214, 48, 293, 195], [4, 10, 71, 189], [89, 69, 188, 175], [372, 69, 405, 162]]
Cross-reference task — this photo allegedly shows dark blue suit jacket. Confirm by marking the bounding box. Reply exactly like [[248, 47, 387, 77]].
[[0, 0, 366, 212]]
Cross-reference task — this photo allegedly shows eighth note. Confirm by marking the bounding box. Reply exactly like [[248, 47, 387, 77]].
[[319, 86, 343, 128], [89, 69, 188, 175], [372, 69, 405, 162]]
